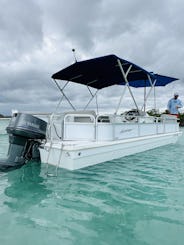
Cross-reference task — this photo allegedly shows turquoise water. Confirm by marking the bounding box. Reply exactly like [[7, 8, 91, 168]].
[[0, 120, 184, 245]]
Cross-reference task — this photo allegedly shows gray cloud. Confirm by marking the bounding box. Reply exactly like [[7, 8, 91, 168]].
[[0, 0, 43, 63]]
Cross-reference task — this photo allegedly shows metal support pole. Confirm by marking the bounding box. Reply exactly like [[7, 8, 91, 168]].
[[143, 85, 146, 112], [115, 84, 127, 114], [95, 92, 99, 114], [154, 86, 156, 110], [141, 76, 157, 111], [83, 89, 98, 110], [117, 59, 139, 112], [53, 79, 76, 111]]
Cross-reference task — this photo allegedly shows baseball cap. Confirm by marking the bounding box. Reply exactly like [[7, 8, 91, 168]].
[[174, 92, 179, 96]]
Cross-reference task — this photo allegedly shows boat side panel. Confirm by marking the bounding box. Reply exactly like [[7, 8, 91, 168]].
[[62, 121, 179, 141], [64, 123, 95, 140], [39, 133, 180, 170]]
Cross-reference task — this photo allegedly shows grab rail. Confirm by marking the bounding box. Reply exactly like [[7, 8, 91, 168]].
[[46, 112, 179, 142]]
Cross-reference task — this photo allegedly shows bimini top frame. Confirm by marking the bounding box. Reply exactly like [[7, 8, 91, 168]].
[[51, 54, 178, 112]]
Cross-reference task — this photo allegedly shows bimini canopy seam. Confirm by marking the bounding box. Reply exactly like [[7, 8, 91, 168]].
[[126, 74, 178, 88], [52, 54, 178, 89]]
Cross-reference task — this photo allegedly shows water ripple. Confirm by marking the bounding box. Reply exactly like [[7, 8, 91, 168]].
[[0, 123, 184, 244]]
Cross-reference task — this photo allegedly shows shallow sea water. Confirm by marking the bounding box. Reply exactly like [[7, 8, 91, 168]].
[[0, 119, 184, 245]]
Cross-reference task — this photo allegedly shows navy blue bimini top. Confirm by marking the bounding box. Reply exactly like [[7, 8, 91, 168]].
[[52, 54, 178, 89]]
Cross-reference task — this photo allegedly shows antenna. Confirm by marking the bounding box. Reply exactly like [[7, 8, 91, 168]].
[[72, 49, 77, 62]]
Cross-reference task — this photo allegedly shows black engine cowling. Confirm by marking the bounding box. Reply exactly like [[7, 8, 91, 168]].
[[0, 113, 47, 172]]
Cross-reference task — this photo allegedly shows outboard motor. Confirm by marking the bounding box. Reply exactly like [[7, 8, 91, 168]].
[[0, 113, 47, 172]]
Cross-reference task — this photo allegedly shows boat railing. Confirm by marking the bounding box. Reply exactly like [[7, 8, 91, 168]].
[[95, 113, 179, 141], [160, 114, 178, 122], [46, 112, 179, 142], [96, 114, 156, 124], [63, 113, 96, 141], [46, 114, 64, 140]]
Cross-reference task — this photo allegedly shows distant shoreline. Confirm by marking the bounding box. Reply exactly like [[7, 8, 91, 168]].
[[0, 115, 11, 119]]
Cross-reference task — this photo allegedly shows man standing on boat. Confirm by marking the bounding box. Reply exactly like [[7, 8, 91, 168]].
[[167, 92, 183, 117]]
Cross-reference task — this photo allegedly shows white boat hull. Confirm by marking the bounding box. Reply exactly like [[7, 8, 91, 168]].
[[39, 131, 181, 170]]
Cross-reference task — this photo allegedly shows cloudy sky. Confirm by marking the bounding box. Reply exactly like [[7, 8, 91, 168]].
[[0, 0, 184, 115]]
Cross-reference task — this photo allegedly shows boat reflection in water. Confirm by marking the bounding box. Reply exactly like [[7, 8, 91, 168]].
[[3, 162, 52, 211]]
